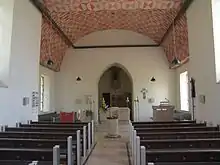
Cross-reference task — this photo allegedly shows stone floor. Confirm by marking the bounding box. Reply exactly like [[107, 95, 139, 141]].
[[87, 121, 129, 165]]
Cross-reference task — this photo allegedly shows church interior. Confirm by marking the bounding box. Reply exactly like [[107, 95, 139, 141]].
[[0, 0, 220, 164]]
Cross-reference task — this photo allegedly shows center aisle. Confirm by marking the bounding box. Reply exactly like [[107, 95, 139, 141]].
[[87, 121, 129, 165]]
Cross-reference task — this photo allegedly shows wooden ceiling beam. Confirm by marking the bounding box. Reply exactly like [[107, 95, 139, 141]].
[[74, 44, 159, 49], [30, 0, 75, 48], [159, 0, 194, 45]]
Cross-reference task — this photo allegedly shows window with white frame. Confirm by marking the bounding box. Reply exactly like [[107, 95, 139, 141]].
[[212, 0, 220, 83], [40, 75, 50, 112], [180, 71, 189, 111]]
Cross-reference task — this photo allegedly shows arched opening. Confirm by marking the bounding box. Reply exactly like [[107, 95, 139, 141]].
[[98, 63, 133, 121]]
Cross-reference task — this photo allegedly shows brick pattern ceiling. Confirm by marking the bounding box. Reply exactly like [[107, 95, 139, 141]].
[[40, 0, 189, 71]]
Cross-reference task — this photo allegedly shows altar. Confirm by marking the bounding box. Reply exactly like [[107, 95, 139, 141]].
[[118, 107, 130, 121], [108, 107, 130, 121]]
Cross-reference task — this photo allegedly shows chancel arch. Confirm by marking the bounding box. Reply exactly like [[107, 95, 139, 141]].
[[98, 63, 133, 121]]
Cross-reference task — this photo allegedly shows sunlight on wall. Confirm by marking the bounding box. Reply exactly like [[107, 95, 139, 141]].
[[212, 0, 220, 83], [0, 0, 14, 88], [180, 71, 189, 111]]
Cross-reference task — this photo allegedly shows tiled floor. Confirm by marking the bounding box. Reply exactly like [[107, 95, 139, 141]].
[[87, 121, 129, 165]]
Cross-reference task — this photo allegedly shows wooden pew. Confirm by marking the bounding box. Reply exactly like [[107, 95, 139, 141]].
[[137, 131, 220, 140], [0, 131, 81, 139], [4, 125, 93, 150], [6, 126, 84, 133], [140, 138, 220, 149], [38, 112, 59, 122], [128, 121, 220, 165], [140, 148, 220, 164], [30, 121, 88, 125], [22, 120, 95, 147], [133, 132, 220, 165], [1, 129, 88, 165], [132, 120, 196, 125], [132, 123, 206, 128], [0, 136, 77, 165], [0, 145, 60, 165], [138, 139, 220, 164], [20, 123, 87, 128], [134, 126, 219, 133]]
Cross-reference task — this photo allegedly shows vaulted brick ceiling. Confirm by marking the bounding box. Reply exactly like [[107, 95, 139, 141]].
[[40, 0, 189, 71]]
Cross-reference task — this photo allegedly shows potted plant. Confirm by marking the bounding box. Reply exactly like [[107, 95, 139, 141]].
[[98, 98, 108, 123], [106, 107, 120, 138]]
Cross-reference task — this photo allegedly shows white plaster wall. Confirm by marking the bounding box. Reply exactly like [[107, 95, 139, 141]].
[[39, 66, 55, 113], [0, 0, 42, 126], [55, 47, 176, 122], [0, 0, 14, 87], [185, 0, 220, 124], [75, 29, 156, 46]]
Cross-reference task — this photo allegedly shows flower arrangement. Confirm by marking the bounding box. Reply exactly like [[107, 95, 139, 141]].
[[99, 97, 109, 113]]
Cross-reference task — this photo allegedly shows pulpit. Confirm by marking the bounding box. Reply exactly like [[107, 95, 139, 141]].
[[152, 101, 175, 121]]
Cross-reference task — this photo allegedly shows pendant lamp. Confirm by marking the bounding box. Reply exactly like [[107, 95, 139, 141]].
[[47, 59, 53, 66]]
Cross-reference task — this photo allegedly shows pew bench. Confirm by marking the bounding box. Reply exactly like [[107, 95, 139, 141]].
[[140, 138, 220, 149], [136, 131, 220, 140], [20, 123, 87, 128], [134, 126, 219, 133], [0, 130, 89, 165], [5, 122, 93, 147], [5, 126, 84, 133], [0, 136, 79, 165], [0, 120, 96, 165], [140, 148, 220, 165], [132, 123, 206, 128], [30, 121, 88, 124], [128, 120, 220, 165], [132, 120, 196, 125], [0, 145, 60, 165]]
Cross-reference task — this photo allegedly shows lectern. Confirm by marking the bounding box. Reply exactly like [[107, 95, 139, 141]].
[[152, 102, 175, 121]]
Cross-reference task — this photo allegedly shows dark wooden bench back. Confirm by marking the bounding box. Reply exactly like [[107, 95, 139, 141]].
[[0, 148, 54, 162], [5, 127, 83, 133], [133, 123, 206, 128], [140, 138, 220, 149], [38, 112, 59, 122], [30, 121, 88, 124], [20, 123, 85, 128], [145, 149, 220, 163], [137, 131, 220, 140], [136, 126, 219, 133], [132, 120, 196, 125], [0, 131, 80, 139]]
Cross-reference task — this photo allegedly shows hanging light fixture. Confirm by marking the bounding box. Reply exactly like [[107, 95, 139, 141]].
[[150, 77, 156, 82], [47, 59, 53, 66], [76, 76, 82, 81], [171, 20, 181, 67]]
